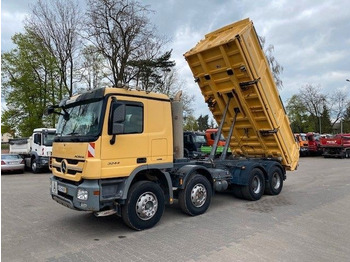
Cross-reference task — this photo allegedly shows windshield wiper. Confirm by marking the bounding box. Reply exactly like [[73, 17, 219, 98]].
[[67, 132, 79, 136]]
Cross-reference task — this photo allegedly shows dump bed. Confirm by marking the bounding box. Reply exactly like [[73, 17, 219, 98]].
[[184, 18, 299, 171], [9, 138, 30, 154], [320, 134, 350, 148]]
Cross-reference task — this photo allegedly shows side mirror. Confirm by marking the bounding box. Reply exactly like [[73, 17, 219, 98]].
[[44, 106, 55, 115]]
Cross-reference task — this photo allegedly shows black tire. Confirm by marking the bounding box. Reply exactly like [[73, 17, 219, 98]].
[[346, 150, 350, 159], [232, 185, 244, 199], [241, 168, 265, 201], [264, 167, 284, 195], [122, 181, 165, 230], [31, 159, 40, 173], [178, 174, 212, 216]]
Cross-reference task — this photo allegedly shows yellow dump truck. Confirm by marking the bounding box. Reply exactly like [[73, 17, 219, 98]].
[[47, 18, 299, 230]]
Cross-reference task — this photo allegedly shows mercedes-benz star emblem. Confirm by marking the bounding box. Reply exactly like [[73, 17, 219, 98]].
[[61, 160, 68, 174]]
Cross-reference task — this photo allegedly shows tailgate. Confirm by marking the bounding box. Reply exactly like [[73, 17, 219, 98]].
[[184, 18, 299, 171]]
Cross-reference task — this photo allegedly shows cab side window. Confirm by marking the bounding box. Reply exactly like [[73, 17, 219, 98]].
[[124, 105, 143, 134]]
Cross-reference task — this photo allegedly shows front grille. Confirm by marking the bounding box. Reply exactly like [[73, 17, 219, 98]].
[[52, 157, 84, 176], [55, 158, 82, 165]]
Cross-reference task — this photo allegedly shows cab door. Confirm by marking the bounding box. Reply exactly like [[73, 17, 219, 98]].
[[100, 96, 149, 178]]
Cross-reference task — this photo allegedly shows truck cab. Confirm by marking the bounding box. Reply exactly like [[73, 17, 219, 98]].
[[306, 132, 322, 155], [9, 128, 56, 172], [183, 131, 207, 158], [205, 129, 226, 146], [294, 133, 308, 156]]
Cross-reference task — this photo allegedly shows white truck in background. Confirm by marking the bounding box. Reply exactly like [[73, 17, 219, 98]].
[[9, 128, 56, 173]]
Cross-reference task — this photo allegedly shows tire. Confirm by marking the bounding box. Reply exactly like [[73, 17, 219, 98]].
[[31, 159, 40, 173], [232, 185, 244, 199], [178, 174, 212, 216], [241, 168, 265, 201], [122, 181, 165, 230], [264, 167, 283, 195]]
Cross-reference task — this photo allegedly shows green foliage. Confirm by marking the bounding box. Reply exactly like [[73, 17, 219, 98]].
[[343, 104, 350, 133], [197, 115, 209, 131], [183, 115, 199, 131], [286, 88, 344, 134], [286, 95, 309, 132], [1, 30, 62, 136], [129, 50, 176, 92], [320, 105, 332, 133]]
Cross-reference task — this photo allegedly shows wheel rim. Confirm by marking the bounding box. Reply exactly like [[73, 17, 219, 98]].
[[32, 162, 36, 171], [252, 176, 261, 194], [272, 172, 281, 190], [191, 183, 207, 208], [135, 192, 158, 221]]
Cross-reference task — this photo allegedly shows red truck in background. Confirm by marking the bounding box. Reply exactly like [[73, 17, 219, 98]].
[[306, 132, 322, 156], [205, 129, 226, 146], [320, 134, 350, 158]]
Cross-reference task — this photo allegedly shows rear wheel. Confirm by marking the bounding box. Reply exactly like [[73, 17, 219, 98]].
[[241, 168, 265, 201], [265, 167, 284, 195], [232, 185, 244, 199], [122, 181, 165, 230], [178, 174, 212, 216]]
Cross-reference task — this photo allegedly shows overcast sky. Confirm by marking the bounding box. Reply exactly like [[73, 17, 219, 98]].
[[2, 0, 350, 118]]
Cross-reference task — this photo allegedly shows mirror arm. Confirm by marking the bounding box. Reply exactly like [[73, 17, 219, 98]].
[[110, 134, 116, 145]]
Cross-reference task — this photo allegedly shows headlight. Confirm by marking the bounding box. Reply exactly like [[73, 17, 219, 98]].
[[77, 188, 88, 201]]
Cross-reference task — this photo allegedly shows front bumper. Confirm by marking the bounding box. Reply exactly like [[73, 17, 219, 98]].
[[50, 176, 101, 211], [50, 176, 127, 212], [38, 157, 49, 168], [1, 164, 25, 172]]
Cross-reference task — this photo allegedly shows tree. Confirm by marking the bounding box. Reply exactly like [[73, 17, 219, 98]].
[[259, 36, 284, 89], [85, 0, 167, 87], [328, 90, 350, 129], [298, 84, 327, 132], [25, 0, 82, 97], [342, 104, 350, 133], [130, 50, 175, 92], [197, 115, 209, 131], [183, 115, 199, 131], [1, 30, 61, 136], [79, 45, 106, 90], [286, 94, 310, 133]]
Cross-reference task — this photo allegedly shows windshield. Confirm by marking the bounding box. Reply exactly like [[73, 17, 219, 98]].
[[56, 100, 103, 137], [43, 133, 56, 146], [300, 134, 307, 141], [194, 135, 206, 143]]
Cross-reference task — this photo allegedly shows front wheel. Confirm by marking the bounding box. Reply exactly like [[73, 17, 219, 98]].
[[241, 168, 265, 201], [178, 174, 212, 216], [122, 181, 165, 230], [31, 159, 40, 173]]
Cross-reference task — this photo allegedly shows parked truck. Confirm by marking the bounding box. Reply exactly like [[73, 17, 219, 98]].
[[9, 128, 56, 172], [183, 130, 207, 158], [306, 132, 322, 155], [47, 18, 299, 230], [294, 133, 308, 156], [205, 129, 226, 146], [320, 134, 350, 158]]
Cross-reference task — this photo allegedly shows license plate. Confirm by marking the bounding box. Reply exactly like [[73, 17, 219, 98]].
[[51, 181, 58, 195], [58, 185, 67, 193]]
